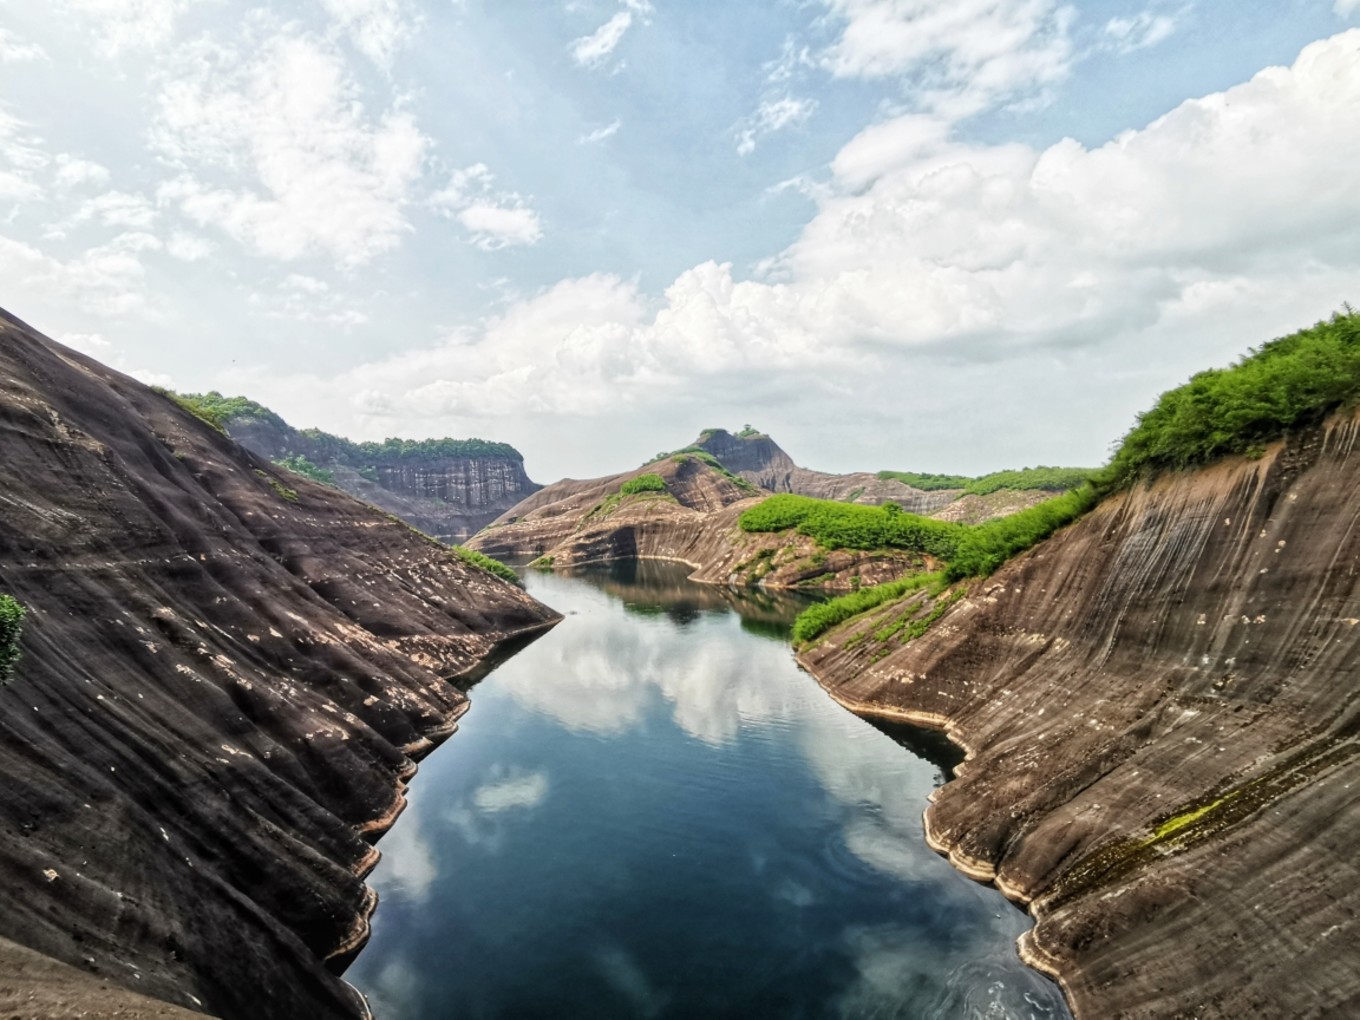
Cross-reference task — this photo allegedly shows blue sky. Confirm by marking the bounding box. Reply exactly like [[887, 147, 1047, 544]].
[[1, 0, 1357, 480]]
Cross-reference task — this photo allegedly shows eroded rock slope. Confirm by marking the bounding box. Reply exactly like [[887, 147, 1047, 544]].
[[0, 311, 560, 1019], [801, 411, 1360, 1019]]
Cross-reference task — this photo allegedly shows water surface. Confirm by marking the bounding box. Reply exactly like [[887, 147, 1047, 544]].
[[347, 561, 1068, 1020]]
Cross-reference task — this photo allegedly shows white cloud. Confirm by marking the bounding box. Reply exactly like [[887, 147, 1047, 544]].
[[571, 11, 633, 68], [249, 30, 1360, 476], [0, 231, 158, 318], [249, 273, 369, 327], [165, 231, 215, 261], [431, 163, 542, 250], [1103, 6, 1186, 53], [53, 156, 112, 191], [318, 0, 416, 68], [818, 0, 1077, 120], [579, 119, 622, 144], [72, 190, 159, 229], [1337, 0, 1359, 16], [736, 95, 817, 155], [151, 31, 429, 266], [63, 0, 193, 56], [0, 27, 48, 63]]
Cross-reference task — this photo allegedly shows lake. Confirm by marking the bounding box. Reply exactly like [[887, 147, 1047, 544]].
[[346, 561, 1069, 1020]]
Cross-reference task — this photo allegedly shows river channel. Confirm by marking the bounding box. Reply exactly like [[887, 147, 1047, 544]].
[[347, 561, 1069, 1020]]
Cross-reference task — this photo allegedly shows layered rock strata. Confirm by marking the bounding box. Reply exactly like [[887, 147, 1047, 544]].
[[0, 311, 560, 1019], [225, 419, 540, 544], [800, 412, 1360, 1019]]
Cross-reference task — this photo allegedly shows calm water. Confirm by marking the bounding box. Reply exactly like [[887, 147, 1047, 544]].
[[346, 562, 1069, 1020]]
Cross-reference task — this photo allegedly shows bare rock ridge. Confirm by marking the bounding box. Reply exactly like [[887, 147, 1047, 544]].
[[0, 310, 561, 1020], [692, 428, 959, 513], [222, 407, 541, 544], [801, 411, 1360, 1019]]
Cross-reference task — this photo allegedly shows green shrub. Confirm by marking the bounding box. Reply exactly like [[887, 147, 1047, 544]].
[[739, 495, 962, 558], [792, 573, 942, 644], [943, 485, 1100, 581], [1103, 309, 1360, 488], [621, 473, 668, 495], [964, 466, 1094, 495], [0, 595, 26, 684], [454, 547, 524, 588], [274, 454, 335, 486], [875, 470, 971, 491]]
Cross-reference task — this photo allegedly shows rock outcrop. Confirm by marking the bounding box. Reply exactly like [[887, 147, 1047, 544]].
[[800, 411, 1360, 1019], [693, 429, 959, 513], [0, 310, 560, 1020], [224, 414, 540, 544]]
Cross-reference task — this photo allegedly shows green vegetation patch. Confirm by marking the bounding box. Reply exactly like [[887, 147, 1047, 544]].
[[453, 546, 524, 588], [620, 473, 667, 495], [274, 454, 335, 486], [942, 484, 1099, 581], [792, 572, 944, 645], [255, 469, 299, 503], [740, 494, 962, 558], [875, 466, 1093, 494], [875, 470, 972, 491], [0, 594, 26, 684], [1103, 309, 1360, 487]]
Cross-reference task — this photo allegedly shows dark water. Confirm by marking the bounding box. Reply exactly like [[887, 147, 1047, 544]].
[[346, 561, 1069, 1020]]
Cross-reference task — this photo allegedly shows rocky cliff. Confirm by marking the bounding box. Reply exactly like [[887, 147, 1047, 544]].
[[800, 411, 1360, 1019], [693, 429, 959, 513], [223, 414, 539, 544], [0, 310, 560, 1019]]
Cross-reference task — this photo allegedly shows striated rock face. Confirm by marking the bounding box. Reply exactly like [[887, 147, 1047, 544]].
[[800, 411, 1360, 1019], [225, 419, 540, 544], [693, 429, 958, 513], [0, 310, 560, 1020]]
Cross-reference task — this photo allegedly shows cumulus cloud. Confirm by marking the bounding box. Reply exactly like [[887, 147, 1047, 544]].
[[151, 30, 429, 266], [0, 231, 158, 318], [52, 156, 111, 191], [1337, 0, 1359, 16], [318, 0, 416, 68], [246, 31, 1360, 476], [248, 273, 369, 327], [818, 0, 1077, 119], [430, 163, 543, 250], [63, 0, 192, 56], [0, 27, 48, 63], [736, 95, 817, 155]]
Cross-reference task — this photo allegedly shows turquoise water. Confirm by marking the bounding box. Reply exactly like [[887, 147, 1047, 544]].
[[346, 561, 1068, 1020]]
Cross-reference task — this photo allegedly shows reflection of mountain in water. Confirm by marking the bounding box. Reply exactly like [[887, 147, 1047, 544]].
[[570, 559, 823, 638]]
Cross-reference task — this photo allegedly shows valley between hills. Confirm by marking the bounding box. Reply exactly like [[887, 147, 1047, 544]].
[[2, 306, 1359, 1019]]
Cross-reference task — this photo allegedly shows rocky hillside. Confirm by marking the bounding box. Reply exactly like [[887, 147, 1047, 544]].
[[800, 411, 1360, 1018], [692, 428, 959, 512], [205, 400, 539, 544], [0, 310, 560, 1020]]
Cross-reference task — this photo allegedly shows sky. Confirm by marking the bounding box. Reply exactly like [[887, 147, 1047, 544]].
[[1, 0, 1357, 482]]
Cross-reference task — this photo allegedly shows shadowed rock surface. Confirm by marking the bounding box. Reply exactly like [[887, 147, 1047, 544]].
[[223, 415, 540, 544], [800, 411, 1360, 1019], [0, 310, 561, 1019]]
